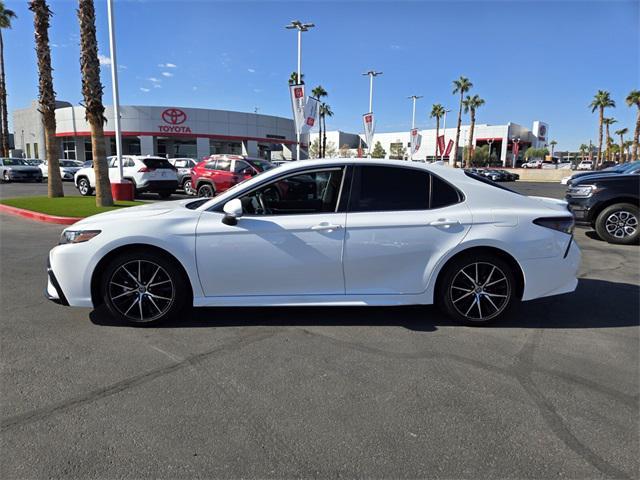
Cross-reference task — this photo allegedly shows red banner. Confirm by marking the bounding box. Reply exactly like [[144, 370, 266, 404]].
[[437, 135, 445, 155], [444, 139, 454, 156], [513, 141, 520, 159]]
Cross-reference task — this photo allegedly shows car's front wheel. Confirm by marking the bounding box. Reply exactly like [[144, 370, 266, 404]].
[[438, 253, 518, 325], [2, 171, 10, 183], [595, 203, 639, 245], [101, 250, 189, 325], [77, 178, 93, 196], [182, 178, 195, 195], [197, 183, 215, 198]]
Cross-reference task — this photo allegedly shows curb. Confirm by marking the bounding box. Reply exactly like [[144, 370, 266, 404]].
[[0, 204, 82, 225]]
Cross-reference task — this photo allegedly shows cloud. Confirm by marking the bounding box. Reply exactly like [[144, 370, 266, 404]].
[[51, 43, 59, 48], [153, 84, 162, 89], [253, 88, 262, 93], [98, 54, 112, 66], [158, 63, 177, 68], [161, 71, 174, 77], [148, 77, 161, 83], [140, 87, 150, 92], [192, 86, 198, 91], [247, 68, 255, 73]]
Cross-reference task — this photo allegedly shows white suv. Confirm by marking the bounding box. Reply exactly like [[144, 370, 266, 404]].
[[576, 160, 593, 170], [74, 155, 178, 198]]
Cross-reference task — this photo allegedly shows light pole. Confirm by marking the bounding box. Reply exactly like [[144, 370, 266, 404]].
[[362, 70, 382, 156], [486, 138, 494, 166], [285, 20, 314, 161], [107, 0, 123, 182], [441, 109, 451, 163], [408, 95, 422, 161], [511, 136, 521, 168]]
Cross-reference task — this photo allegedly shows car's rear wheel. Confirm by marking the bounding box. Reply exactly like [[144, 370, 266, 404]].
[[101, 251, 189, 325], [197, 183, 215, 198], [182, 178, 195, 195], [77, 178, 93, 196], [2, 171, 10, 183], [595, 203, 639, 245], [438, 253, 517, 325]]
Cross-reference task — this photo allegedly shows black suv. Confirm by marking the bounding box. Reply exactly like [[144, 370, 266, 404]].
[[566, 173, 639, 244]]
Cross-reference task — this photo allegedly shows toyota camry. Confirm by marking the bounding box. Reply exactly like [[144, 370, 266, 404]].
[[46, 159, 580, 325]]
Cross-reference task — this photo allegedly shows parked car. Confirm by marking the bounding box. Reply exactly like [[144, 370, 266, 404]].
[[0, 157, 43, 182], [40, 159, 83, 181], [495, 169, 519, 181], [521, 159, 542, 168], [74, 155, 178, 198], [191, 155, 275, 197], [480, 169, 509, 182], [168, 158, 197, 195], [566, 171, 639, 244], [561, 161, 640, 185], [46, 159, 580, 326], [24, 158, 44, 167], [576, 160, 593, 170]]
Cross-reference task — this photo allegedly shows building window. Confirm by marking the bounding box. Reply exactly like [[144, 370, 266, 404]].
[[61, 137, 76, 159], [109, 137, 141, 156], [84, 138, 93, 161], [210, 140, 242, 155], [26, 143, 31, 157], [33, 143, 39, 159]]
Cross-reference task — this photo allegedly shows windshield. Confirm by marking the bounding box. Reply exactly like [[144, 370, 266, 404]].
[[247, 159, 275, 172], [143, 158, 175, 169], [2, 158, 27, 166], [60, 160, 79, 167]]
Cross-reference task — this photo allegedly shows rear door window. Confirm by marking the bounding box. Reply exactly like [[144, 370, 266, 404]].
[[215, 159, 232, 171], [349, 166, 430, 212], [430, 175, 462, 208]]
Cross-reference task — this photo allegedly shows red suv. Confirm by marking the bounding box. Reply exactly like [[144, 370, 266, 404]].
[[192, 155, 275, 197]]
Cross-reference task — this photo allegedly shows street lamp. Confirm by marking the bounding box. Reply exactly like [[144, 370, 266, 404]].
[[285, 20, 315, 161], [362, 71, 382, 156], [441, 109, 451, 163], [486, 138, 494, 166], [511, 136, 521, 168], [408, 95, 423, 161]]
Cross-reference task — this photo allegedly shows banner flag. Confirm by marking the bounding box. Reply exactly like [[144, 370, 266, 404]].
[[363, 112, 375, 150], [437, 135, 446, 155], [513, 141, 520, 159], [410, 129, 422, 155], [444, 139, 454, 156], [289, 84, 306, 134], [300, 96, 320, 134]]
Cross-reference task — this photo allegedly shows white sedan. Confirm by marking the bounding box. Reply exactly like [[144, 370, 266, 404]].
[[46, 159, 580, 325], [40, 159, 83, 181]]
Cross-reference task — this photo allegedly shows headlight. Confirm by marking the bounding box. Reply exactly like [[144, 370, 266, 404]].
[[566, 184, 597, 198], [59, 230, 101, 244]]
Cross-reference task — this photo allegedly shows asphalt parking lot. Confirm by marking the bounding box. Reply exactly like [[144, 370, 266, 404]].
[[0, 181, 638, 479]]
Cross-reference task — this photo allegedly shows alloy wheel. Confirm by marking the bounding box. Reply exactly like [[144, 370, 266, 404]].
[[604, 210, 638, 239], [107, 260, 175, 322], [79, 180, 88, 195], [449, 262, 510, 321], [184, 180, 194, 195]]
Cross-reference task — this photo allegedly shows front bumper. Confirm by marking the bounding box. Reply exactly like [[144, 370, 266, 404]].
[[45, 258, 69, 306], [566, 196, 595, 225], [8, 172, 42, 182]]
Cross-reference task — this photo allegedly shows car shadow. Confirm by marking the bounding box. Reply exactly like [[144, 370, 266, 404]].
[[89, 278, 639, 331], [585, 230, 604, 242]]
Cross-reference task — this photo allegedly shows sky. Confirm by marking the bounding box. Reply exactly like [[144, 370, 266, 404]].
[[3, 0, 639, 150]]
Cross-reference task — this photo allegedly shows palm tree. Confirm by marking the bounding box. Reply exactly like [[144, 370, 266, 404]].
[[0, 2, 16, 157], [78, 0, 113, 206], [311, 85, 327, 156], [320, 102, 333, 158], [579, 143, 588, 163], [430, 103, 445, 158], [589, 90, 615, 167], [623, 140, 633, 161], [28, 0, 63, 197], [549, 140, 557, 160], [452, 76, 473, 167], [626, 90, 640, 161], [615, 127, 628, 162], [288, 71, 304, 85], [603, 117, 617, 162], [461, 94, 484, 168]]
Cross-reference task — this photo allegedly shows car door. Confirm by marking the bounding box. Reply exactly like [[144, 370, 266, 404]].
[[195, 166, 347, 297], [343, 165, 472, 295], [212, 158, 235, 192]]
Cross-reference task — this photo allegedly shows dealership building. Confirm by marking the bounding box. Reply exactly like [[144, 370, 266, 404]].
[[12, 101, 304, 161], [311, 120, 549, 167]]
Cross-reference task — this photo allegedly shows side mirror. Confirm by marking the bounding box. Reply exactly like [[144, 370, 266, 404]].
[[222, 198, 243, 226]]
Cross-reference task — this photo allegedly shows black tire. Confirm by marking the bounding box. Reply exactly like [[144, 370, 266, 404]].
[[437, 253, 518, 325], [100, 250, 190, 325], [77, 177, 94, 196], [2, 171, 10, 183], [158, 191, 173, 199], [594, 203, 639, 245], [197, 183, 215, 198], [182, 178, 194, 195]]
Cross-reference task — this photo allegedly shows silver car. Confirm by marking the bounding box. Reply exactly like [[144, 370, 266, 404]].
[[0, 157, 43, 183]]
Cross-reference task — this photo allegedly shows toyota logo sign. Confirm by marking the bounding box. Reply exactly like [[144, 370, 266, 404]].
[[162, 108, 187, 125]]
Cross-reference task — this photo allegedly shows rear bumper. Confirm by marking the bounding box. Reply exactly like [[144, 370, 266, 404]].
[[520, 238, 581, 301], [136, 180, 178, 192]]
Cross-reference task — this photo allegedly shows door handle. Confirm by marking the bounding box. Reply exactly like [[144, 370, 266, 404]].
[[310, 223, 343, 231], [429, 219, 460, 228]]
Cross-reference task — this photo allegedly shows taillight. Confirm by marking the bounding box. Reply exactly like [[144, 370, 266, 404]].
[[533, 216, 574, 235]]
